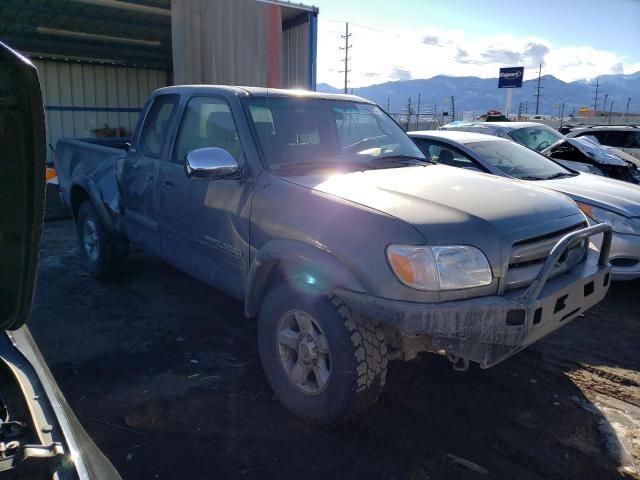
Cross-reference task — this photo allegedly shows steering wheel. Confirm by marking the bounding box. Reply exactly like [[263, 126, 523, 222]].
[[341, 135, 388, 154], [535, 140, 551, 151]]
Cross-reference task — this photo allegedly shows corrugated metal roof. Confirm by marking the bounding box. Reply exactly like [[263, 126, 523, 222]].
[[256, 0, 318, 14], [0, 0, 317, 69], [0, 0, 172, 68]]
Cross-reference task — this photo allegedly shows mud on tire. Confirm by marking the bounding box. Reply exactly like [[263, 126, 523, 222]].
[[257, 282, 388, 425], [76, 201, 128, 278]]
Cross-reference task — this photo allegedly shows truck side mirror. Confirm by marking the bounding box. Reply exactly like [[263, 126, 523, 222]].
[[185, 147, 239, 180], [0, 42, 46, 330]]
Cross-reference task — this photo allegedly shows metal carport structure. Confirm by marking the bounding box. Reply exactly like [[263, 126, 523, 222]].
[[0, 0, 318, 159]]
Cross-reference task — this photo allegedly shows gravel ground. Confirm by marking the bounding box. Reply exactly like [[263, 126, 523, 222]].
[[29, 219, 640, 480]]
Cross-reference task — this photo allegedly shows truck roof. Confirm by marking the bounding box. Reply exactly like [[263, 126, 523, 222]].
[[154, 85, 374, 104]]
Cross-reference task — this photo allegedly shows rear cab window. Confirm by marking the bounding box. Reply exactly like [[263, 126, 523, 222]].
[[138, 94, 179, 158]]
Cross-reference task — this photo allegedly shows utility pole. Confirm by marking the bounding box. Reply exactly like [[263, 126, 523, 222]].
[[415, 93, 421, 129], [559, 102, 565, 128], [592, 78, 600, 114], [450, 96, 456, 121], [625, 97, 631, 122], [339, 22, 352, 94], [534, 63, 543, 114], [609, 99, 614, 124], [517, 102, 524, 121], [386, 97, 390, 113], [603, 93, 609, 116], [405, 97, 412, 131]]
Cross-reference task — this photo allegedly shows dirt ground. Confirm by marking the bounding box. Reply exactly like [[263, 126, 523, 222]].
[[29, 219, 640, 480]]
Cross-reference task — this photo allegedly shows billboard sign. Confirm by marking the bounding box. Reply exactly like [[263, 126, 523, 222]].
[[498, 67, 524, 88]]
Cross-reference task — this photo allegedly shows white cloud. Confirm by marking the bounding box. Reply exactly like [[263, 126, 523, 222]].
[[317, 22, 639, 87]]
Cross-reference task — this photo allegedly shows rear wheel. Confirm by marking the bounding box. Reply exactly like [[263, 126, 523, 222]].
[[76, 201, 128, 277], [258, 283, 388, 425]]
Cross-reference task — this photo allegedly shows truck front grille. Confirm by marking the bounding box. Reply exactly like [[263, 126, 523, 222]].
[[504, 222, 588, 291]]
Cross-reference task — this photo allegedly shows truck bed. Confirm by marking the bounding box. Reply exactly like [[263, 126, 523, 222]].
[[54, 137, 129, 215]]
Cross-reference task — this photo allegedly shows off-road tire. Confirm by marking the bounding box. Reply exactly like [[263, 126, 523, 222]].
[[257, 282, 388, 425], [76, 201, 128, 278]]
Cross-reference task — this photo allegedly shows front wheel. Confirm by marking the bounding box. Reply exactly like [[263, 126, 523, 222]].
[[258, 283, 388, 425], [76, 201, 128, 277]]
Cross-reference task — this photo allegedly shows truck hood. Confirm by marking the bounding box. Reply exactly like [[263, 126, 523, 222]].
[[543, 137, 627, 166], [282, 164, 580, 244], [537, 172, 640, 217]]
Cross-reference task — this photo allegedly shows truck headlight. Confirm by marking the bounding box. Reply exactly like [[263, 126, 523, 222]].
[[386, 245, 493, 291], [576, 202, 640, 235]]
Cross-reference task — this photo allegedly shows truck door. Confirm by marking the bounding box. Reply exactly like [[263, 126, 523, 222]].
[[121, 94, 179, 254], [156, 95, 252, 299]]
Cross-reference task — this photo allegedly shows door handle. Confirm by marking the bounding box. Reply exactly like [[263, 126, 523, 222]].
[[163, 179, 175, 187]]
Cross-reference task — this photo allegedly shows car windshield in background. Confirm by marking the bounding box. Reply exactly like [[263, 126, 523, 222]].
[[466, 140, 575, 180], [245, 97, 426, 171], [508, 125, 565, 152]]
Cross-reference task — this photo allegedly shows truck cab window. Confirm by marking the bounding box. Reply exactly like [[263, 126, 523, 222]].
[[139, 95, 179, 158], [174, 97, 243, 163]]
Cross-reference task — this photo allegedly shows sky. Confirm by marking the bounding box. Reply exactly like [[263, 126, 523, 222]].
[[313, 0, 640, 88]]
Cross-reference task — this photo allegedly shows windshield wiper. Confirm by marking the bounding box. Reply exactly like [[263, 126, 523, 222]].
[[543, 172, 577, 180], [369, 155, 434, 166], [518, 175, 546, 180]]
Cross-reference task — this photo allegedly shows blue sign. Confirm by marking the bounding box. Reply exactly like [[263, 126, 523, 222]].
[[498, 67, 524, 88]]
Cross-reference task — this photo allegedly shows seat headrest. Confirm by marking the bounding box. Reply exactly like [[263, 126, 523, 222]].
[[438, 149, 454, 163]]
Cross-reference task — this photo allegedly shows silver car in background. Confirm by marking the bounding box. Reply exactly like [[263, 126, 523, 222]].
[[440, 121, 640, 184], [409, 130, 640, 280]]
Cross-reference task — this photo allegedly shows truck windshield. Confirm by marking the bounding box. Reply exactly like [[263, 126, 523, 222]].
[[245, 97, 426, 171], [466, 140, 576, 180], [508, 125, 565, 152]]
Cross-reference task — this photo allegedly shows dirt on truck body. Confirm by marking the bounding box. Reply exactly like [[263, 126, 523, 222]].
[[55, 85, 612, 424]]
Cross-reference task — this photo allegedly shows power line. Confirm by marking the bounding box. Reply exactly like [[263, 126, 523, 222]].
[[338, 22, 352, 94]]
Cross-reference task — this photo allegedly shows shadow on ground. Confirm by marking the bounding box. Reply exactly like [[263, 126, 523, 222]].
[[28, 220, 639, 479]]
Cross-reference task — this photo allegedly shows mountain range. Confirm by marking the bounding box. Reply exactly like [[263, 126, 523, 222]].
[[318, 72, 640, 117]]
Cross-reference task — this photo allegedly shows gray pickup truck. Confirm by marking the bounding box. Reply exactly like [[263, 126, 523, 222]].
[[54, 86, 612, 425]]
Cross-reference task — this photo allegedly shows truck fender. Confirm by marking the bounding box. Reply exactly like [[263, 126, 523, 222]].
[[244, 240, 366, 318], [70, 175, 114, 231]]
